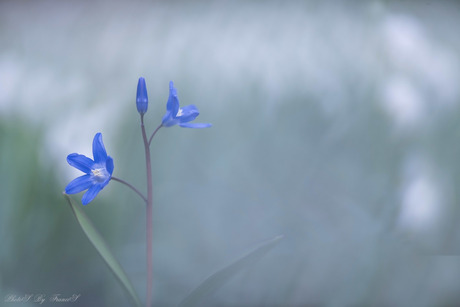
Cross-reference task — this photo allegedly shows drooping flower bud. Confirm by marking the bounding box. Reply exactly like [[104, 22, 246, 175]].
[[136, 77, 148, 114]]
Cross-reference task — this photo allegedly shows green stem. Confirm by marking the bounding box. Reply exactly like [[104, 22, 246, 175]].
[[148, 124, 162, 146], [111, 176, 147, 204], [141, 114, 153, 307]]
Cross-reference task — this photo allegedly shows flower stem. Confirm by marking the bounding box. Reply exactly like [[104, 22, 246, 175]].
[[111, 176, 147, 204], [141, 114, 153, 307], [148, 124, 162, 146]]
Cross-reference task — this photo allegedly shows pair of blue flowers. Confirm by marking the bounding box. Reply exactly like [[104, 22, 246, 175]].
[[65, 79, 211, 205], [137, 79, 211, 129]]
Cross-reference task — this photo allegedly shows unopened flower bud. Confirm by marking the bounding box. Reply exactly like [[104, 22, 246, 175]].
[[136, 77, 148, 114]]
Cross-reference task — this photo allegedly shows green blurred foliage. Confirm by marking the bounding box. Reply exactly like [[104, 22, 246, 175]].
[[0, 119, 132, 306]]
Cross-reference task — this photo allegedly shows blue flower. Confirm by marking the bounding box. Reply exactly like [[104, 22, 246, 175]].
[[65, 133, 114, 205], [136, 77, 148, 114], [161, 81, 212, 128]]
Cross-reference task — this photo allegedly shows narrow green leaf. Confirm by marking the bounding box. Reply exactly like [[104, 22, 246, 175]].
[[180, 235, 284, 306], [64, 194, 142, 307]]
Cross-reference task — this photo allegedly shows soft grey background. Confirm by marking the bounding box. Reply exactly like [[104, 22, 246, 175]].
[[1, 0, 460, 306]]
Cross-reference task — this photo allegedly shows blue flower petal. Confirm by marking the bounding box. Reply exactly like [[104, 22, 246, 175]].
[[162, 110, 181, 127], [67, 153, 94, 173], [177, 105, 200, 123], [106, 156, 114, 175], [166, 81, 179, 117], [81, 184, 103, 205], [179, 122, 212, 128], [92, 132, 107, 163], [161, 110, 174, 126], [65, 174, 93, 194]]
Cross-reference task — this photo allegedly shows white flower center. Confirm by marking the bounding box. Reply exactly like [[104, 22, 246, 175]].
[[91, 168, 108, 182], [176, 108, 184, 117]]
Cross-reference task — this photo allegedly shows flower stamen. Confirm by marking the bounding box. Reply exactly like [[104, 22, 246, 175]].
[[92, 168, 107, 180]]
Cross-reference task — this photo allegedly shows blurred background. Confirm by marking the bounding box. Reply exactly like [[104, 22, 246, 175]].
[[1, 0, 460, 306]]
